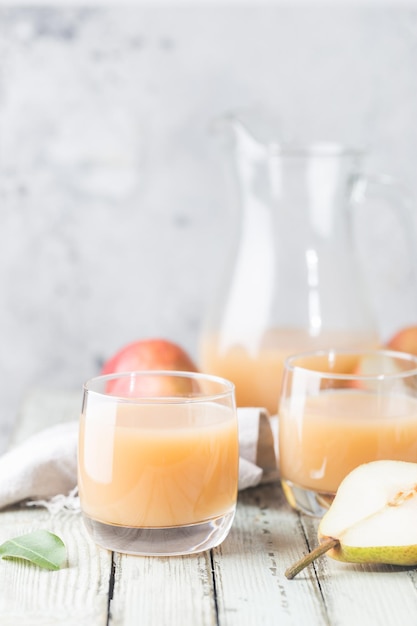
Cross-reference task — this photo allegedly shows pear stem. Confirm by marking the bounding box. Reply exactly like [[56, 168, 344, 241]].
[[285, 537, 340, 580]]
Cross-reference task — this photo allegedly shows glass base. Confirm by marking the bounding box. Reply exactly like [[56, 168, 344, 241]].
[[281, 479, 335, 517], [82, 509, 236, 556]]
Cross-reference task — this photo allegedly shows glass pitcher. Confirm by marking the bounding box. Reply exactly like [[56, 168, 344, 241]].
[[199, 115, 416, 415]]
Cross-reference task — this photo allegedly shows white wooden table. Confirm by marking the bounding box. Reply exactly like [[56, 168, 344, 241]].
[[1, 390, 417, 625]]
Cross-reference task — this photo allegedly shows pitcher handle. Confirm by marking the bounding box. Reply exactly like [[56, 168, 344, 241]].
[[350, 173, 417, 339]]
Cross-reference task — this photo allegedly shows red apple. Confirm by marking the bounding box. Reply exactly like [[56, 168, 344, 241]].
[[101, 338, 199, 397]]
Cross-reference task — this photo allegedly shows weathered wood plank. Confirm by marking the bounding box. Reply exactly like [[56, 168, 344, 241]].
[[110, 550, 216, 626], [0, 507, 111, 626], [300, 514, 417, 626], [212, 484, 328, 626], [1, 389, 111, 625]]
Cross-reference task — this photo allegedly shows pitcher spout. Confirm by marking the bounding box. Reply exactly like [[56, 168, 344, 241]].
[[210, 111, 274, 157]]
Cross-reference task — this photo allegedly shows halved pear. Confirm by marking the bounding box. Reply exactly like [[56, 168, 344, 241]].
[[286, 460, 417, 579]]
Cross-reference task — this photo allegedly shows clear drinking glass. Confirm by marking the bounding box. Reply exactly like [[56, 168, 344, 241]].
[[78, 370, 238, 556], [279, 349, 417, 517]]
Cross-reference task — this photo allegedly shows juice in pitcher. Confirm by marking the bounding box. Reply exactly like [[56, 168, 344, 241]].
[[200, 328, 379, 415]]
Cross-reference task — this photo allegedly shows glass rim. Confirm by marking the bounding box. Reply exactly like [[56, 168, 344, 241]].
[[284, 349, 417, 380], [83, 369, 235, 402]]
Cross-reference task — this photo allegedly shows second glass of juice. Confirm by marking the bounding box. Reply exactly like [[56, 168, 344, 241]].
[[279, 349, 417, 516]]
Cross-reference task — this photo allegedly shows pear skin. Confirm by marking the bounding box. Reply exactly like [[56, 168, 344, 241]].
[[331, 543, 417, 566]]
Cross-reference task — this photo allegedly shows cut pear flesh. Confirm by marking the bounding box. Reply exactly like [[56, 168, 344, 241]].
[[319, 460, 417, 564]]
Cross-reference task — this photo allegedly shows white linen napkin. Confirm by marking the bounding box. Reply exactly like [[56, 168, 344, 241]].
[[0, 408, 279, 511]]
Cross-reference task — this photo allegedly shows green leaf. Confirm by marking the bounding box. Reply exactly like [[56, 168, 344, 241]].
[[0, 530, 67, 571]]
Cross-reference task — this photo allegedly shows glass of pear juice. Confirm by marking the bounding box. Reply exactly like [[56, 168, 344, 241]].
[[78, 370, 239, 556], [278, 349, 417, 517]]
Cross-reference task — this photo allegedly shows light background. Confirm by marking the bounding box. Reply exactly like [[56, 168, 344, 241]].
[[1, 2, 417, 448]]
